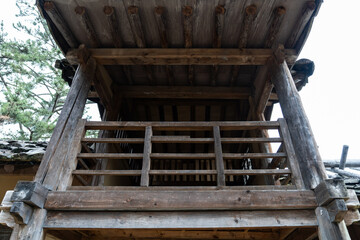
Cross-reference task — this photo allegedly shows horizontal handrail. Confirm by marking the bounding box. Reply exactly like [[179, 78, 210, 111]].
[[85, 121, 280, 130]]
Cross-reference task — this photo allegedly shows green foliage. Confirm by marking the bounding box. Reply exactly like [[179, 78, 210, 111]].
[[0, 0, 68, 140]]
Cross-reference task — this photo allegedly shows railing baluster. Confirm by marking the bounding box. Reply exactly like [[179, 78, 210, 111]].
[[141, 126, 153, 186], [277, 118, 305, 189], [213, 126, 225, 186]]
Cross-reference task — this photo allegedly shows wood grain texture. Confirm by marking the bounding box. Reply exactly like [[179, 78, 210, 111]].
[[44, 210, 318, 229], [45, 190, 316, 211], [66, 48, 297, 65], [271, 59, 327, 189]]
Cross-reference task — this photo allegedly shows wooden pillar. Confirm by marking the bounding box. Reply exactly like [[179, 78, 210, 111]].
[[12, 57, 95, 240], [270, 57, 350, 239], [270, 60, 327, 190]]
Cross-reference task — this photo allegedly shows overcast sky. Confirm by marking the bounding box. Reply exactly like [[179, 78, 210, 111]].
[[1, 1, 359, 160]]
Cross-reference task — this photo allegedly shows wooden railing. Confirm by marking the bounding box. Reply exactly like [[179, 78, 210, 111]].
[[65, 119, 305, 190]]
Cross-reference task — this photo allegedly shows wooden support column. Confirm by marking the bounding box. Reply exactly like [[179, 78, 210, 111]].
[[270, 54, 326, 190], [270, 49, 351, 239], [12, 53, 94, 240]]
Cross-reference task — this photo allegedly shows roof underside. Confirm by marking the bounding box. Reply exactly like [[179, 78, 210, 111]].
[[37, 0, 320, 122]]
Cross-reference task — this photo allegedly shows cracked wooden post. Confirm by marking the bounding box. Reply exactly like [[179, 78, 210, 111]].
[[11, 49, 95, 240], [270, 46, 351, 239]]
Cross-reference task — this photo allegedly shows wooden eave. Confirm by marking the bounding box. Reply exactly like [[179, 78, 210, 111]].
[[36, 0, 321, 122]]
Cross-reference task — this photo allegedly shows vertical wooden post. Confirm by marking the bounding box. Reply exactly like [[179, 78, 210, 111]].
[[270, 60, 327, 190], [213, 126, 225, 186], [13, 57, 95, 240], [271, 57, 350, 239], [278, 118, 305, 189], [141, 126, 153, 186], [57, 119, 87, 191]]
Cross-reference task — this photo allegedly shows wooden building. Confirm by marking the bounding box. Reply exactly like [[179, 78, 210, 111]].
[[1, 0, 360, 239]]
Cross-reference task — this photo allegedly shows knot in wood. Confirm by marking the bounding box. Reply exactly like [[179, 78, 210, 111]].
[[128, 6, 138, 15], [75, 6, 86, 15], [215, 5, 225, 15], [276, 6, 286, 15], [245, 5, 257, 16], [155, 6, 164, 15], [103, 6, 114, 16], [182, 6, 193, 16]]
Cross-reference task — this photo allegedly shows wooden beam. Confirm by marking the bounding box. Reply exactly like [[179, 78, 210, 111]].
[[286, 1, 316, 48], [127, 6, 145, 48], [67, 48, 297, 65], [238, 5, 257, 49], [44, 210, 318, 229], [77, 229, 280, 240], [75, 6, 100, 47], [182, 5, 194, 85], [154, 6, 174, 85], [230, 4, 257, 86], [103, 6, 122, 48], [45, 190, 316, 211], [211, 5, 226, 86], [117, 86, 251, 99], [84, 120, 280, 131], [265, 6, 286, 48], [43, 1, 78, 48], [154, 6, 168, 48]]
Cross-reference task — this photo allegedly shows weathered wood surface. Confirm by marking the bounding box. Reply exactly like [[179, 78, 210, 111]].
[[314, 179, 349, 206], [44, 210, 317, 229], [270, 59, 327, 189], [70, 228, 280, 240], [43, 1, 78, 48], [10, 209, 47, 240], [57, 119, 86, 191], [75, 6, 100, 48], [140, 126, 152, 186], [66, 48, 297, 65], [34, 58, 94, 186], [116, 86, 252, 99], [278, 118, 305, 189], [286, 1, 316, 48], [45, 190, 316, 211], [84, 120, 280, 130], [315, 208, 349, 240], [67, 185, 297, 191], [10, 202, 33, 224], [213, 126, 225, 186], [10, 181, 48, 208]]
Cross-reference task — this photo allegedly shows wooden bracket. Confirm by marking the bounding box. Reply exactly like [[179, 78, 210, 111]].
[[314, 179, 349, 206], [327, 199, 348, 223], [10, 202, 33, 224], [10, 181, 49, 208], [66, 44, 90, 65]]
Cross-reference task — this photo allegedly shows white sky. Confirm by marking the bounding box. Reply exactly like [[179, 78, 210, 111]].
[[1, 1, 359, 160]]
